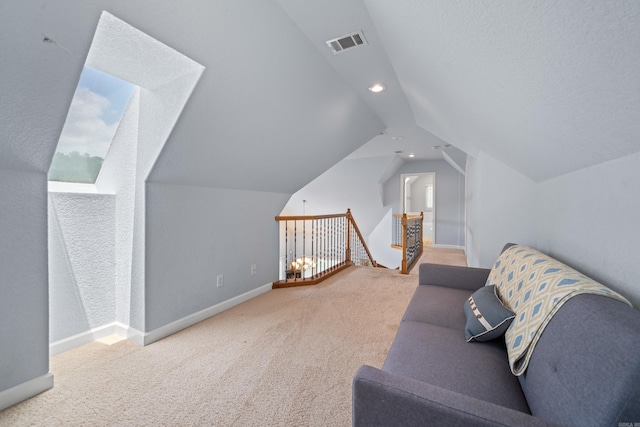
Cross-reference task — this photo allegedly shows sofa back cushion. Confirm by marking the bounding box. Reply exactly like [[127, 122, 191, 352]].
[[488, 244, 631, 375], [518, 294, 640, 426]]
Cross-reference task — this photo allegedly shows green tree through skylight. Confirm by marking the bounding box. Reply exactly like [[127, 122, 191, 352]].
[[48, 67, 135, 183]]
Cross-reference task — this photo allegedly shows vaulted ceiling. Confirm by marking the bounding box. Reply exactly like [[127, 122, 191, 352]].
[[277, 0, 640, 182], [363, 0, 640, 182], [3, 1, 639, 192]]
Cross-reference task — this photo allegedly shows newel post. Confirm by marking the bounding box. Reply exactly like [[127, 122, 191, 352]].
[[420, 211, 424, 247], [401, 213, 408, 274], [346, 209, 352, 263]]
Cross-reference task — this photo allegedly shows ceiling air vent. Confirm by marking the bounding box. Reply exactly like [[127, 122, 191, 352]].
[[326, 31, 367, 54]]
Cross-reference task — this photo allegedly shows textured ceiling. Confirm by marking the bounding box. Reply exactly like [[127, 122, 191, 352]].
[[364, 0, 640, 181], [3, 0, 639, 190], [276, 0, 450, 162]]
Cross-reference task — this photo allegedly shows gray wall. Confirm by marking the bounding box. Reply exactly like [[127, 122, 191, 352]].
[[281, 156, 400, 267], [0, 170, 50, 392], [384, 160, 466, 247], [0, 0, 73, 397], [537, 151, 640, 308], [282, 156, 396, 234], [465, 150, 640, 309], [465, 151, 538, 267], [144, 183, 290, 331]]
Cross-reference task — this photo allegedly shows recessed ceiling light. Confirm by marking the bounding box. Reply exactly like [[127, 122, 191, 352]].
[[368, 83, 386, 93], [409, 153, 415, 158], [391, 136, 403, 141]]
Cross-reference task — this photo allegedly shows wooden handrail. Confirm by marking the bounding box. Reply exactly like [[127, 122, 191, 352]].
[[275, 213, 346, 221], [346, 209, 376, 268], [393, 213, 422, 219], [273, 209, 380, 288]]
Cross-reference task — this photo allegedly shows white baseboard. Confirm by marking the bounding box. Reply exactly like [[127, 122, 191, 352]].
[[119, 323, 145, 346], [0, 372, 54, 411], [49, 322, 141, 357], [49, 283, 272, 353], [141, 282, 272, 345], [432, 244, 465, 250], [50, 324, 116, 357]]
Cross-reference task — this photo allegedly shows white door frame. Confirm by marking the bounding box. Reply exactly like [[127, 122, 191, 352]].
[[401, 172, 436, 242]]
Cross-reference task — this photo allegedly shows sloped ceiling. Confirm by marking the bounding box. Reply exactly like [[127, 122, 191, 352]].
[[276, 0, 452, 163], [4, 1, 638, 188], [146, 1, 385, 193], [1, 1, 384, 195], [364, 0, 640, 182]]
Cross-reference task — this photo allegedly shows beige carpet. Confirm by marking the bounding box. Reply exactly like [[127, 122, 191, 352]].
[[1, 247, 465, 426], [415, 244, 467, 270]]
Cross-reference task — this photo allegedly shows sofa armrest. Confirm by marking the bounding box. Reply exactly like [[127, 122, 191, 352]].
[[353, 365, 556, 427], [418, 263, 491, 291]]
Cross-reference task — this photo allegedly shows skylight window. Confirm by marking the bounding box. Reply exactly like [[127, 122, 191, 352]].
[[48, 66, 135, 184]]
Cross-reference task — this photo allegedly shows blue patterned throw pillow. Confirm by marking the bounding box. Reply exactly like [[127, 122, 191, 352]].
[[464, 285, 515, 342]]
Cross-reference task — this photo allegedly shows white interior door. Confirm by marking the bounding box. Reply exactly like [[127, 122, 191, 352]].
[[423, 181, 434, 239], [402, 172, 436, 241]]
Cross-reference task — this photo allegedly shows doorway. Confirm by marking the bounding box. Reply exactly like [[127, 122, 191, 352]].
[[401, 172, 435, 244]]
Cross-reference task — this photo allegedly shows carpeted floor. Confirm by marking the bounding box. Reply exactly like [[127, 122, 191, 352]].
[[416, 243, 467, 269], [0, 247, 466, 426]]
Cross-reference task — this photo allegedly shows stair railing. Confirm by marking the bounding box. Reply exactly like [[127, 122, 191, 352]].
[[392, 212, 424, 274], [273, 209, 378, 288]]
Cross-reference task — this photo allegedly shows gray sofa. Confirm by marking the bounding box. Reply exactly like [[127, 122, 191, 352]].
[[353, 246, 640, 426]]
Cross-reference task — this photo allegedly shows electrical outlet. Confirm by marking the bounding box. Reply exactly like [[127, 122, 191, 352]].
[[251, 264, 257, 275], [216, 274, 224, 287]]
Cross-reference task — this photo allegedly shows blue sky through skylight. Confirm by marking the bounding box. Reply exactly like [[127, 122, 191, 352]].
[[49, 67, 135, 183], [77, 67, 135, 128]]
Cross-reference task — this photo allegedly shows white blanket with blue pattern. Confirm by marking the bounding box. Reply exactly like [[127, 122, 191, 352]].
[[487, 245, 631, 376]]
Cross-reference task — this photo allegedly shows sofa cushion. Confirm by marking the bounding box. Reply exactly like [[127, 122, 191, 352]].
[[383, 320, 531, 413], [518, 294, 640, 427], [402, 285, 473, 331], [488, 244, 631, 375], [464, 285, 515, 342]]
